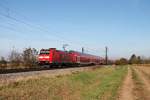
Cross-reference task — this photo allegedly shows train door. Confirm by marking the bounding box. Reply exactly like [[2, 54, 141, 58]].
[[77, 56, 80, 64]]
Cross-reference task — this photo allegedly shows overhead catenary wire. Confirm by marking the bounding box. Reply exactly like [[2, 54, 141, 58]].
[[0, 2, 104, 55], [0, 12, 68, 43], [0, 3, 79, 45], [0, 13, 102, 55]]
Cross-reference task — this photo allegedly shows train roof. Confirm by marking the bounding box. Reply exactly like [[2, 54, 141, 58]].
[[40, 48, 103, 58], [69, 50, 102, 58]]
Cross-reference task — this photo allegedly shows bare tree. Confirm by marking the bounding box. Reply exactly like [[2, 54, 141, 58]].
[[22, 48, 38, 67], [8, 49, 22, 68]]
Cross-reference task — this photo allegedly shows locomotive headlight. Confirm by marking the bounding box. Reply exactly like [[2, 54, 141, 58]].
[[44, 56, 50, 58], [38, 56, 43, 58]]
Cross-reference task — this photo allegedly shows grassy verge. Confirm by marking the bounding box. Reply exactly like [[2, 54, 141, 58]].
[[0, 66, 127, 100]]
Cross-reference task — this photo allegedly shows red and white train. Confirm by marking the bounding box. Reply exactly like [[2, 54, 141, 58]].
[[38, 48, 105, 67]]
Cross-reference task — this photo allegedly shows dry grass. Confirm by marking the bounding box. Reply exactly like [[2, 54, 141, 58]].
[[131, 67, 150, 100], [0, 66, 127, 100]]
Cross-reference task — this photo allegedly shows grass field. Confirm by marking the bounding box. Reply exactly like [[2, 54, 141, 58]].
[[0, 66, 127, 100]]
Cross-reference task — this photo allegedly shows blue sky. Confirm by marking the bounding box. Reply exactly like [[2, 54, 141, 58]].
[[0, 0, 150, 59]]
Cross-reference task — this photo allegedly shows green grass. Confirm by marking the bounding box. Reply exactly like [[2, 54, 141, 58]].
[[0, 66, 127, 100]]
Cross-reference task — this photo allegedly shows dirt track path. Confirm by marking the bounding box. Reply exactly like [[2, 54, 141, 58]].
[[133, 66, 150, 99], [119, 67, 134, 100]]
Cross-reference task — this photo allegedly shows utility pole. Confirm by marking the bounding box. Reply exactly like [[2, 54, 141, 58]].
[[82, 47, 84, 54], [105, 46, 108, 65]]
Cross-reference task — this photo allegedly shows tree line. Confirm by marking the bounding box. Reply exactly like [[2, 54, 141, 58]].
[[115, 54, 150, 65], [0, 48, 150, 69], [0, 47, 38, 69]]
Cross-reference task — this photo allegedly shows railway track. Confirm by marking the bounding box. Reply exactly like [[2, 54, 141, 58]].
[[0, 65, 85, 74], [0, 66, 55, 74], [0, 65, 100, 85]]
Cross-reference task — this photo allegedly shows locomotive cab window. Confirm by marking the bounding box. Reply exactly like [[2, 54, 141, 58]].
[[40, 50, 50, 54]]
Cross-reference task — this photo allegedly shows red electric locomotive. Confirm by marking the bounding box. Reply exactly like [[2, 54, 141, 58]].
[[38, 48, 104, 67]]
